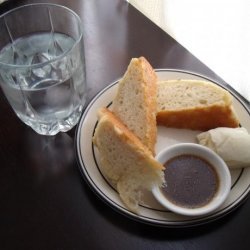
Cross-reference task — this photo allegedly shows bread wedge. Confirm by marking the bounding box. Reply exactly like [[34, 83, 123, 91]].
[[112, 57, 157, 155], [93, 108, 164, 213], [156, 79, 240, 131]]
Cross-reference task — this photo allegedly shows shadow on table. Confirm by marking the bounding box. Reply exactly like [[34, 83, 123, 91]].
[[83, 178, 246, 240], [22, 129, 75, 182]]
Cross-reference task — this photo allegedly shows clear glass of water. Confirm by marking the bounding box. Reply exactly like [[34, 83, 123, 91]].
[[0, 4, 87, 135]]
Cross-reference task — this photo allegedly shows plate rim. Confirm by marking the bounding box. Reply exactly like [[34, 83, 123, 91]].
[[75, 68, 250, 227]]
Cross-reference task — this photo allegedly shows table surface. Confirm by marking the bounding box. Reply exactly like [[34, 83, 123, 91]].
[[0, 0, 250, 249]]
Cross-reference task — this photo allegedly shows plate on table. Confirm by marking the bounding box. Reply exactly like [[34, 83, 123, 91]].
[[76, 69, 250, 227]]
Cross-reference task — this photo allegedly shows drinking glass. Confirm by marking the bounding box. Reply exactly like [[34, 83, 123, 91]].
[[0, 4, 87, 135]]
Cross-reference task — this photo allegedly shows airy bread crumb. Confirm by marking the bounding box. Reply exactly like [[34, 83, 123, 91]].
[[112, 57, 157, 155]]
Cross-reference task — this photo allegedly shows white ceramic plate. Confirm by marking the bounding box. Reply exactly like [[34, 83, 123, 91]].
[[76, 69, 250, 227]]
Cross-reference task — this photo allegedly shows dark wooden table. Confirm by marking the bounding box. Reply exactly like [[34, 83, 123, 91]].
[[0, 0, 250, 249]]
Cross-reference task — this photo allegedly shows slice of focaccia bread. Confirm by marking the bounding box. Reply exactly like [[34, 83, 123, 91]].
[[156, 79, 239, 131], [93, 108, 164, 213], [112, 57, 157, 155]]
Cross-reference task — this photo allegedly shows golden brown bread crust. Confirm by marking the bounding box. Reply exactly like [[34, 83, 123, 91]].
[[157, 105, 239, 131], [139, 57, 158, 154]]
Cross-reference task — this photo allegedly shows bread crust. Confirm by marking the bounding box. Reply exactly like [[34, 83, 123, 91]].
[[157, 106, 239, 131], [139, 57, 158, 155]]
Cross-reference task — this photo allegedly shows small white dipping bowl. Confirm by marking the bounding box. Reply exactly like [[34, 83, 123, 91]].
[[152, 143, 231, 217]]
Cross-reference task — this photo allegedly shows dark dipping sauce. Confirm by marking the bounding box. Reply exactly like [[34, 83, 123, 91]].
[[162, 154, 219, 208]]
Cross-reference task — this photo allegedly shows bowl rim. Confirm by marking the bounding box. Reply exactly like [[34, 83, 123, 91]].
[[152, 142, 231, 217]]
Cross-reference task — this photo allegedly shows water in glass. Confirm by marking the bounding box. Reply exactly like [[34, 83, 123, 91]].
[[0, 32, 86, 135]]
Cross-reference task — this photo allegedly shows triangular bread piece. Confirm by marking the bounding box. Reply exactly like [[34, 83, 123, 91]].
[[93, 108, 164, 212], [157, 79, 239, 131], [112, 57, 157, 155]]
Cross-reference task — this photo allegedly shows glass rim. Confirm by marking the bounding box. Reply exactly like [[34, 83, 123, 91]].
[[0, 3, 83, 69]]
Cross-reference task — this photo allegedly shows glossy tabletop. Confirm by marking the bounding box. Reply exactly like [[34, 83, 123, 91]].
[[0, 0, 250, 249]]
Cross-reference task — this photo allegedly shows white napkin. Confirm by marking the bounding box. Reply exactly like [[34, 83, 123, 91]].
[[197, 127, 250, 168]]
